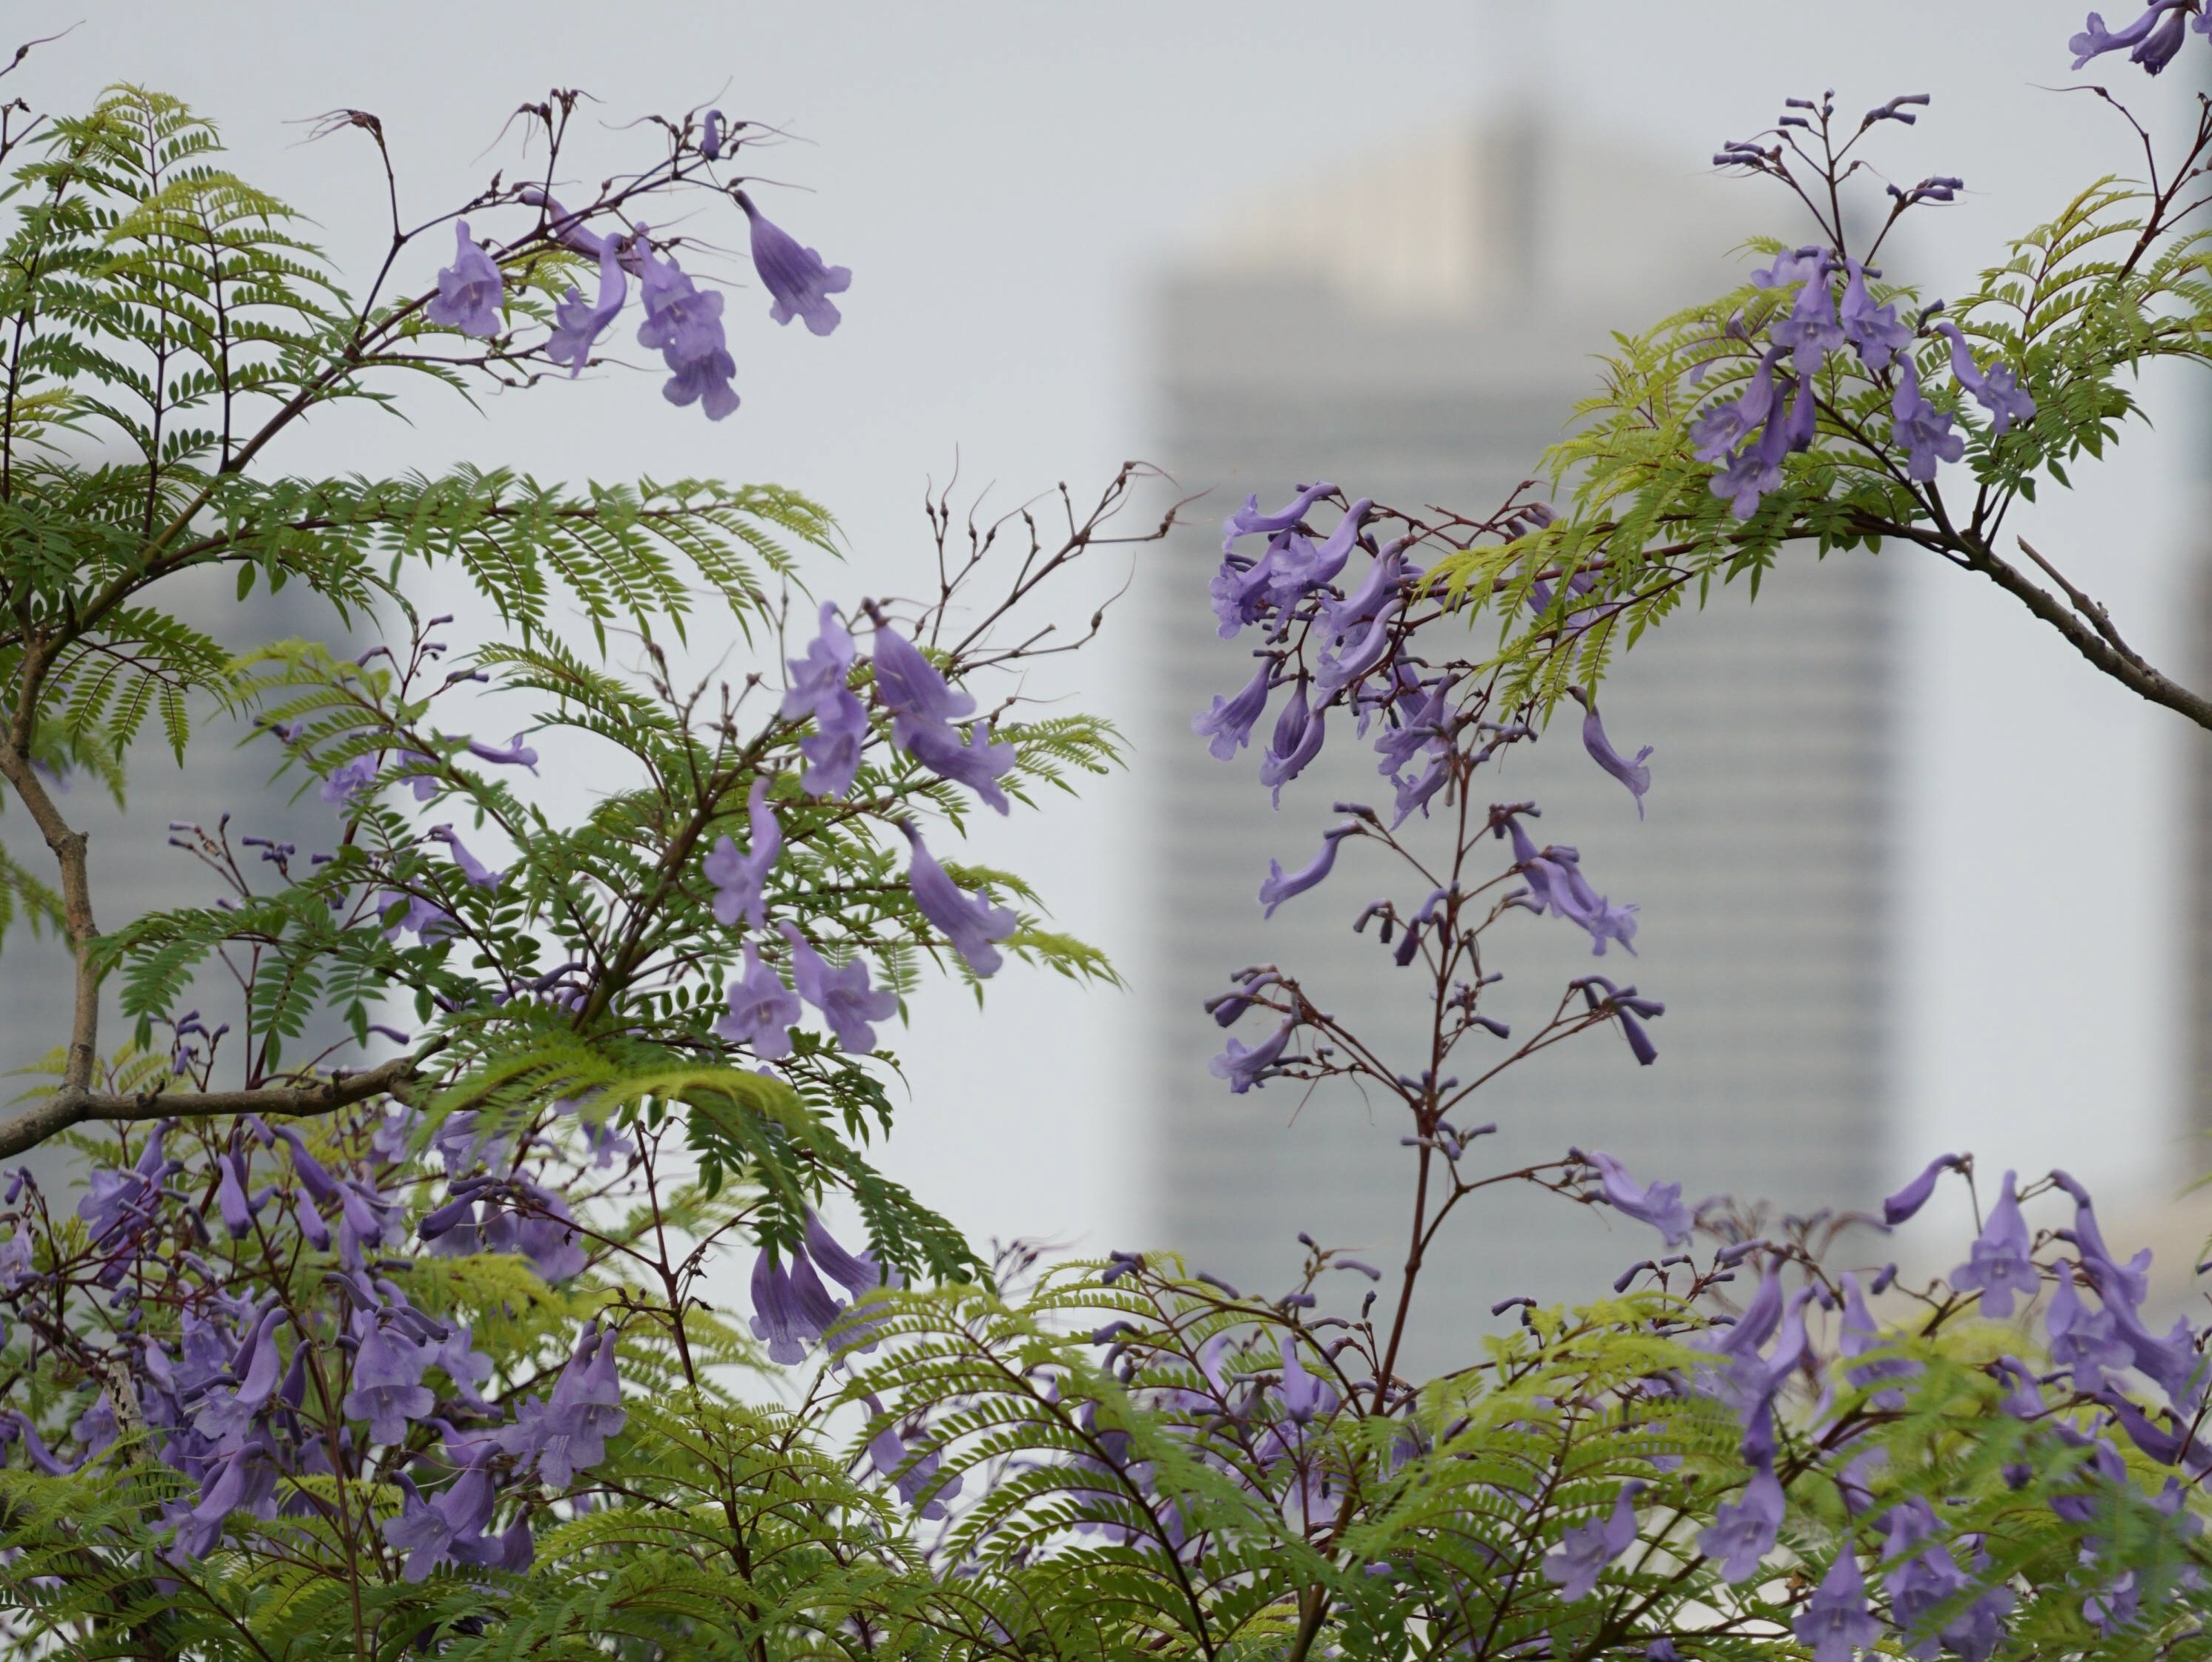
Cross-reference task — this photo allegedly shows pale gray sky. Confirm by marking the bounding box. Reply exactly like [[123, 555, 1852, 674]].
[[13, 2, 2205, 1249]]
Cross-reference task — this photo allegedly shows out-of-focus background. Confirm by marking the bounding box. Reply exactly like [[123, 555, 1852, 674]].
[[9, 3, 2210, 1334]]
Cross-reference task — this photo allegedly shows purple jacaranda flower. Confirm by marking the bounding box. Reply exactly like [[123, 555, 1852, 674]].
[[736, 191, 851, 337], [750, 1248, 839, 1365], [1323, 540, 1414, 644], [1933, 321, 2036, 435], [0, 1227, 29, 1292], [1691, 349, 1784, 465], [633, 238, 739, 420], [1392, 752, 1452, 828], [1264, 498, 1374, 608], [70, 1394, 117, 1458], [426, 825, 503, 891], [167, 1445, 277, 1563], [1700, 1463, 1783, 1583], [383, 1471, 486, 1583], [1258, 822, 1358, 919], [1840, 259, 1914, 370], [1566, 687, 1652, 817], [426, 220, 503, 337], [193, 1307, 285, 1449], [1221, 481, 1337, 555], [1882, 1152, 1965, 1224], [1890, 357, 1964, 481], [871, 625, 1015, 813], [704, 777, 781, 930], [2071, 1, 2195, 67], [320, 753, 379, 805], [1542, 1481, 1644, 1600], [1534, 846, 1639, 957], [805, 1210, 898, 1299], [215, 1150, 260, 1238], [865, 1396, 965, 1517], [1194, 662, 1273, 761], [1586, 1151, 1693, 1245], [699, 108, 728, 159], [1772, 251, 1846, 372], [500, 1324, 626, 1485], [1795, 1549, 1882, 1662], [401, 751, 441, 802], [1838, 1271, 1915, 1411], [463, 732, 540, 773], [779, 922, 899, 1052], [2047, 1261, 2133, 1391], [902, 718, 1017, 814], [1951, 1169, 2038, 1319], [518, 185, 607, 257], [1711, 372, 1810, 518], [1314, 604, 1402, 698], [717, 941, 801, 1060], [1259, 681, 1326, 806], [547, 240, 628, 375], [343, 1312, 435, 1445], [2051, 1169, 2154, 1306], [77, 1127, 167, 1244], [1750, 245, 1827, 291], [2136, 1, 2192, 67], [782, 604, 871, 797], [902, 821, 1017, 977], [1210, 1019, 1295, 1094]]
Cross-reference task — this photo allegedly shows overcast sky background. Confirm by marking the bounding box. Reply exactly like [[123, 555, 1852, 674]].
[[13, 2, 2208, 1254]]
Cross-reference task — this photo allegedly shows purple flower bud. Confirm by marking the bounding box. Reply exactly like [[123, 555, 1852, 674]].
[[736, 191, 851, 337], [426, 220, 504, 337], [700, 108, 727, 159], [2072, 1, 2193, 68], [901, 822, 1017, 976], [215, 1151, 259, 1239], [702, 777, 782, 929], [1259, 682, 1326, 806]]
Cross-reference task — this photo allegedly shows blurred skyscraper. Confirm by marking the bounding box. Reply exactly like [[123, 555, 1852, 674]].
[[1136, 117, 1899, 1362]]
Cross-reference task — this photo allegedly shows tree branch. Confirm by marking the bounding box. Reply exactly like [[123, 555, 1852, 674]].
[[0, 1052, 425, 1161]]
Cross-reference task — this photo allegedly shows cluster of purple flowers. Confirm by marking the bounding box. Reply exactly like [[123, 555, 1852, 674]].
[[426, 174, 849, 421], [0, 1110, 621, 1574], [2070, 1, 2209, 74], [1688, 243, 2035, 520], [707, 606, 1023, 1061]]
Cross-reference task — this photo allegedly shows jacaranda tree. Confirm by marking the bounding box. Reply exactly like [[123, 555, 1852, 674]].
[[6, 10, 2212, 1659]]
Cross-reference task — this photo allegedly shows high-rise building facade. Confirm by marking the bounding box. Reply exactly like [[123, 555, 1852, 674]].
[[1136, 120, 1898, 1365]]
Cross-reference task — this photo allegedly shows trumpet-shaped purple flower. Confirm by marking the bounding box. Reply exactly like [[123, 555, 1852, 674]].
[[718, 941, 801, 1060], [343, 1313, 435, 1445], [2047, 1261, 2133, 1391], [168, 1445, 278, 1563], [1795, 1549, 1882, 1662], [704, 777, 782, 929], [1890, 358, 1964, 481], [1567, 687, 1652, 817], [382, 1465, 500, 1583], [215, 1150, 260, 1237], [1772, 253, 1846, 372], [1258, 823, 1358, 919], [501, 1324, 626, 1485], [1264, 499, 1373, 607], [426, 220, 503, 337], [1210, 1019, 1295, 1093], [1750, 245, 1827, 291], [1840, 259, 1914, 370], [1504, 814, 1639, 957], [465, 732, 540, 772], [519, 185, 607, 257], [1934, 322, 2036, 435], [1711, 374, 1810, 519], [1691, 350, 1784, 465], [1951, 1169, 2038, 1318], [1586, 1151, 1693, 1245], [1700, 1463, 1783, 1583], [2136, 2, 2192, 67], [901, 822, 1017, 977], [1324, 541, 1413, 643], [1221, 481, 1337, 555], [750, 1247, 844, 1364], [78, 1127, 166, 1244], [871, 625, 1014, 811], [866, 1398, 964, 1517], [1313, 604, 1400, 697], [1260, 682, 1326, 805], [1543, 1481, 1644, 1600], [194, 1307, 285, 1448], [2070, 1, 2193, 66], [427, 825, 503, 891], [783, 604, 871, 796], [1194, 662, 1273, 761], [321, 754, 379, 805], [547, 240, 628, 375], [1838, 1271, 1915, 1410], [902, 718, 1017, 814], [736, 191, 851, 337], [634, 240, 739, 420], [780, 923, 899, 1052], [1882, 1152, 1965, 1224]]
